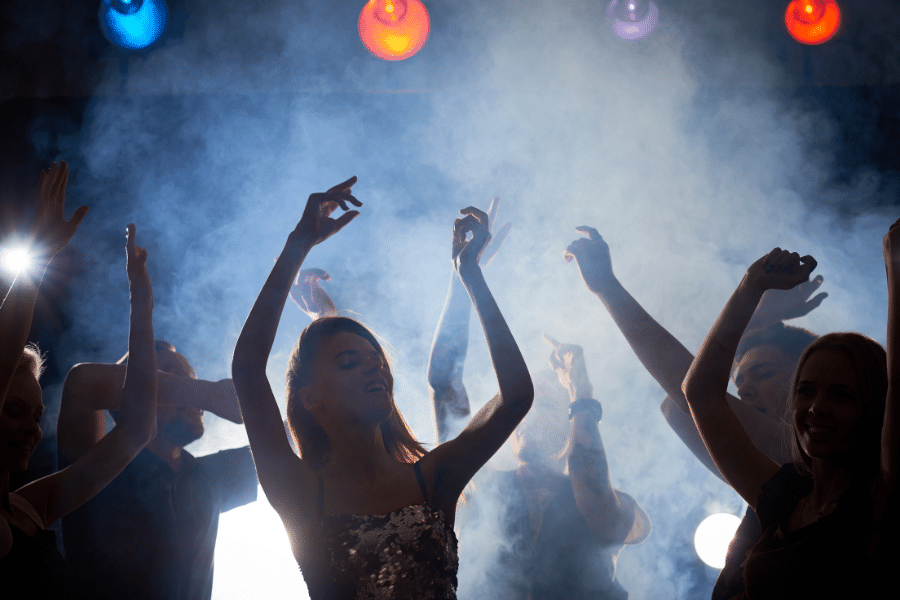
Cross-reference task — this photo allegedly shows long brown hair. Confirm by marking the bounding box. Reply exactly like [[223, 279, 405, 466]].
[[788, 332, 888, 483], [285, 317, 425, 470]]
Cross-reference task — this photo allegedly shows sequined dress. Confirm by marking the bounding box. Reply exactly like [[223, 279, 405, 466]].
[[299, 461, 459, 600]]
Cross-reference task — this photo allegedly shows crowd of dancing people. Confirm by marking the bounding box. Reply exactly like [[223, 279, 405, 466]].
[[1, 161, 898, 599]]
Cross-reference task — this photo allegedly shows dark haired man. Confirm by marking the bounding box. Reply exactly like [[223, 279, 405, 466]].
[[58, 340, 257, 600]]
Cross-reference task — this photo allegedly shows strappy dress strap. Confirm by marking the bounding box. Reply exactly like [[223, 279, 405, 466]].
[[413, 460, 429, 504], [316, 476, 325, 518]]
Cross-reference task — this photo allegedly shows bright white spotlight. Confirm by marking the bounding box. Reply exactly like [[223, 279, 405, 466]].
[[99, 0, 169, 50], [1, 247, 32, 275], [694, 512, 742, 569]]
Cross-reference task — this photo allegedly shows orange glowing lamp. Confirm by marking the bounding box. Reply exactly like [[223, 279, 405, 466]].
[[358, 0, 430, 61], [785, 0, 840, 45]]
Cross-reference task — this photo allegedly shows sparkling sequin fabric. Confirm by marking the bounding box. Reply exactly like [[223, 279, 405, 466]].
[[300, 503, 459, 600]]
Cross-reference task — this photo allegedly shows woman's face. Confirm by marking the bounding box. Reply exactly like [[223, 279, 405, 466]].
[[0, 368, 43, 473], [792, 348, 863, 461], [308, 332, 394, 426]]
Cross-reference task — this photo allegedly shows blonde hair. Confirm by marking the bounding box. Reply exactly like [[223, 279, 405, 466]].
[[285, 317, 425, 470], [19, 343, 45, 380]]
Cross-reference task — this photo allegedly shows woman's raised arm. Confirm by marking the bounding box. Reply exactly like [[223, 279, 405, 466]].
[[683, 248, 816, 508], [882, 218, 900, 488], [426, 206, 533, 501], [231, 177, 360, 525]]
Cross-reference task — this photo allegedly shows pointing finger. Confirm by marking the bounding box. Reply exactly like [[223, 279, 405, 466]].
[[326, 176, 357, 194], [575, 226, 600, 241]]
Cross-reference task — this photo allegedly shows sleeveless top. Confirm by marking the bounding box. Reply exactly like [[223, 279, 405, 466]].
[[299, 461, 459, 600], [734, 463, 887, 599]]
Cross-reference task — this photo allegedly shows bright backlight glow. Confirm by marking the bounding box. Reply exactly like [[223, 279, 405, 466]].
[[694, 513, 742, 569], [1, 247, 32, 275], [785, 0, 840, 45], [358, 0, 430, 61], [99, 0, 169, 50]]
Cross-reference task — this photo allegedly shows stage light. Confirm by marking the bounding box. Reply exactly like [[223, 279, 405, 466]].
[[606, 0, 659, 41], [358, 0, 430, 61], [694, 513, 742, 569], [785, 0, 840, 45], [99, 0, 168, 50], [1, 247, 32, 275]]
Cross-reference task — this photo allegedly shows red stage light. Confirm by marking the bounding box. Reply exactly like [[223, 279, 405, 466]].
[[358, 0, 430, 61], [785, 0, 840, 45]]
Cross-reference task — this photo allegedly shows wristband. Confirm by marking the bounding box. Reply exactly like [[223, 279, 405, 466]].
[[568, 398, 602, 422]]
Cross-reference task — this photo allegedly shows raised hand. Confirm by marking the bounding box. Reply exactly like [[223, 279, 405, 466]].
[[452, 206, 491, 274], [126, 223, 152, 309], [543, 334, 593, 401], [292, 176, 362, 247], [478, 197, 512, 268], [32, 161, 89, 258], [564, 226, 616, 294], [745, 248, 817, 293], [290, 268, 338, 319], [749, 274, 827, 328]]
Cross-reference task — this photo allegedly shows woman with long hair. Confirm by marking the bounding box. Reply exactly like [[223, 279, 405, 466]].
[[683, 235, 900, 597], [232, 177, 533, 599]]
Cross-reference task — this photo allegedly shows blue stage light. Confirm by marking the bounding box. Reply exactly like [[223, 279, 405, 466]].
[[99, 0, 168, 50], [606, 0, 659, 41]]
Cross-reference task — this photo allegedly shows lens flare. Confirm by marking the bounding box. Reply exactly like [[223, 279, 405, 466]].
[[694, 513, 742, 569], [358, 0, 430, 61], [1, 247, 32, 275], [606, 0, 659, 41], [785, 0, 840, 45], [98, 0, 168, 50]]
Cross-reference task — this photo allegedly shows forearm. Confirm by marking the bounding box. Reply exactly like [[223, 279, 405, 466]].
[[459, 265, 533, 409], [684, 279, 763, 417], [234, 235, 312, 377], [883, 263, 900, 484], [115, 298, 157, 446], [593, 277, 696, 412], [429, 273, 472, 441]]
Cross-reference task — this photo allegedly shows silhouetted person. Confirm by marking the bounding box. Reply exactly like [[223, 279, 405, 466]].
[[563, 226, 820, 595], [429, 200, 649, 599], [683, 240, 900, 597], [232, 179, 533, 598], [58, 290, 256, 598], [1, 162, 158, 598]]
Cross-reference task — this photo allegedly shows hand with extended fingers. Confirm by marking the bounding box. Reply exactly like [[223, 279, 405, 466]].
[[543, 334, 593, 401], [453, 206, 492, 275], [749, 274, 827, 329], [290, 268, 338, 320], [292, 176, 362, 247], [126, 223, 152, 310], [745, 248, 817, 294], [564, 226, 616, 294], [32, 160, 89, 259], [477, 197, 512, 268]]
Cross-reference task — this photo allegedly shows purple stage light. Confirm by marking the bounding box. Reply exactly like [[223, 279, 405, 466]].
[[606, 0, 659, 41]]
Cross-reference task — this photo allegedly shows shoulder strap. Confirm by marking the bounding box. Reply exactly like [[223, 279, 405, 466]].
[[413, 461, 429, 504], [316, 476, 324, 518]]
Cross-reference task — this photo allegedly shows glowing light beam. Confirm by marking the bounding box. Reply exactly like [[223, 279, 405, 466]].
[[785, 0, 840, 45], [99, 0, 169, 50], [358, 0, 430, 61], [694, 513, 742, 569]]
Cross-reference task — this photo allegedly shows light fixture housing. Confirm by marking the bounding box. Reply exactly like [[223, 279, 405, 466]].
[[358, 0, 430, 61], [785, 0, 841, 45], [99, 0, 169, 50]]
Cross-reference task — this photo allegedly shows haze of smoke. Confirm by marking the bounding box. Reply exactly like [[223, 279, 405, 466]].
[[51, 1, 898, 598]]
